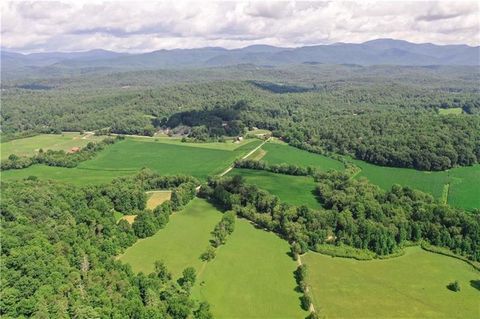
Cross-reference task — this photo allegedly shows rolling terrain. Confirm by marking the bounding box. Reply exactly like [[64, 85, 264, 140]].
[[304, 246, 480, 319]]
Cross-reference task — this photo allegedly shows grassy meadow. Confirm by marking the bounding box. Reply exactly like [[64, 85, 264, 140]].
[[0, 132, 102, 160], [353, 159, 480, 211], [128, 135, 260, 151], [193, 218, 308, 319], [1, 164, 130, 185], [250, 141, 479, 210], [2, 137, 262, 185], [118, 198, 222, 276], [74, 138, 262, 181], [261, 142, 345, 171], [303, 246, 480, 319], [230, 168, 320, 209]]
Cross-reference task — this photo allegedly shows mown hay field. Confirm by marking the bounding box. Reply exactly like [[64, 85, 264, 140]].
[[230, 168, 320, 209], [303, 246, 480, 319], [193, 218, 308, 319], [1, 132, 101, 160]]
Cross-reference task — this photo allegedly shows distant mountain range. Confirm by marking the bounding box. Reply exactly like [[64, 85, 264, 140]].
[[2, 39, 479, 77]]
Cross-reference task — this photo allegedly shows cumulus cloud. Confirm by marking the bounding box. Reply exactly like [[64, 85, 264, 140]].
[[1, 0, 479, 53]]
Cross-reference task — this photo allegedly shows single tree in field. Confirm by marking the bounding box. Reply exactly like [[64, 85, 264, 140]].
[[200, 246, 216, 261], [447, 280, 461, 292]]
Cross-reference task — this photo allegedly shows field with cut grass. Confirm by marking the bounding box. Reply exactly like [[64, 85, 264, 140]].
[[0, 132, 102, 160], [127, 135, 259, 151], [146, 190, 172, 209], [438, 108, 463, 115], [77, 138, 262, 181], [118, 198, 222, 276], [193, 218, 308, 319], [261, 142, 345, 171], [2, 138, 262, 185], [303, 246, 480, 319], [250, 141, 479, 210], [230, 168, 320, 209], [353, 159, 480, 211], [1, 164, 130, 185], [445, 165, 480, 211]]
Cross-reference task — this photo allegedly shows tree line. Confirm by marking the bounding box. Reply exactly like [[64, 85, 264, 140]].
[[201, 174, 479, 262], [200, 211, 236, 262]]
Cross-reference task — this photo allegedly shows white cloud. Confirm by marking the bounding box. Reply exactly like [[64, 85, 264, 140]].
[[1, 0, 479, 53]]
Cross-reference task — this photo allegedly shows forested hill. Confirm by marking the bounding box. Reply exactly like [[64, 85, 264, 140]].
[[2, 39, 479, 79], [2, 64, 479, 171]]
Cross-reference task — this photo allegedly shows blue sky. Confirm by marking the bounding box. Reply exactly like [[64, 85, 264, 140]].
[[1, 1, 479, 53]]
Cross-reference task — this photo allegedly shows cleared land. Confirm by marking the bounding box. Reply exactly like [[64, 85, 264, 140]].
[[2, 138, 263, 185], [126, 135, 259, 151], [353, 159, 480, 211], [1, 165, 129, 185], [253, 142, 479, 210], [74, 139, 262, 181], [438, 108, 463, 115], [146, 190, 171, 210], [230, 168, 320, 209], [303, 246, 480, 319], [261, 142, 345, 171], [119, 215, 137, 224], [118, 198, 222, 276], [193, 218, 308, 319], [0, 132, 101, 160]]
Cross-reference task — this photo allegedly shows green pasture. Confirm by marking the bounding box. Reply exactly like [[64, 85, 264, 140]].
[[1, 165, 130, 185], [2, 138, 262, 185], [303, 246, 480, 318], [445, 165, 480, 210], [0, 132, 102, 160], [261, 142, 344, 171], [78, 139, 261, 181], [230, 168, 320, 209], [127, 135, 260, 151], [353, 160, 480, 211], [193, 218, 307, 319], [118, 198, 222, 276]]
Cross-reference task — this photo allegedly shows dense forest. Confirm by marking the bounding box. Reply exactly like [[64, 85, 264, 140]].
[[202, 173, 480, 261], [0, 171, 212, 318], [2, 65, 479, 171]]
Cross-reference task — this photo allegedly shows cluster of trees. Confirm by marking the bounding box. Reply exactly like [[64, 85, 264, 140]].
[[132, 201, 172, 238], [234, 159, 318, 176], [202, 174, 479, 261], [200, 211, 236, 262], [294, 265, 313, 312], [211, 211, 236, 247], [0, 174, 212, 318], [132, 183, 197, 238], [170, 183, 197, 211], [166, 101, 249, 140], [1, 136, 120, 171]]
